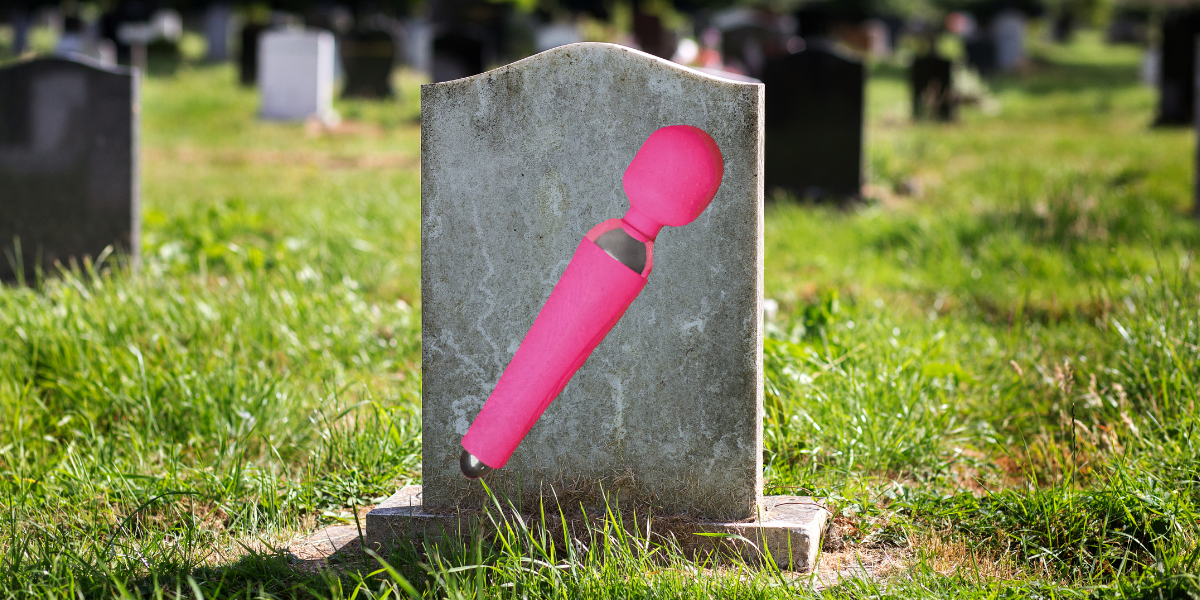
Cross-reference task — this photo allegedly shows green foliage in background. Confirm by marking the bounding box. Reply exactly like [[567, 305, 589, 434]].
[[1, 31, 1199, 599]]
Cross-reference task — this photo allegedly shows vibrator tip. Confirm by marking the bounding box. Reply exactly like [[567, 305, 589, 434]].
[[460, 448, 493, 479]]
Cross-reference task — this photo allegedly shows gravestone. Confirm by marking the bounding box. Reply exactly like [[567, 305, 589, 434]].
[[1156, 9, 1200, 126], [910, 54, 954, 121], [534, 22, 581, 52], [0, 57, 138, 282], [340, 29, 396, 99], [965, 36, 996, 76], [204, 2, 234, 62], [991, 10, 1026, 72], [431, 29, 485, 82], [239, 23, 266, 85], [761, 41, 864, 199], [259, 29, 337, 123], [418, 43, 763, 520]]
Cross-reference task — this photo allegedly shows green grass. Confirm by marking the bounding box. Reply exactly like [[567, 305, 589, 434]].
[[2, 30, 1200, 598]]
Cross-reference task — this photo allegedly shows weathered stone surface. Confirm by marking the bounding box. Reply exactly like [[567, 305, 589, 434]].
[[366, 486, 828, 571], [0, 57, 138, 282], [259, 29, 337, 122], [421, 42, 763, 521]]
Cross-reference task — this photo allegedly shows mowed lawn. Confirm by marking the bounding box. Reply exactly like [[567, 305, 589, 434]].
[[1, 31, 1199, 598]]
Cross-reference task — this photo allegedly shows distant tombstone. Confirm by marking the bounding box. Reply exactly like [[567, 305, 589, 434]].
[[1156, 9, 1200, 126], [259, 29, 337, 122], [420, 43, 764, 521], [721, 25, 776, 79], [1108, 12, 1149, 45], [910, 54, 954, 121], [56, 15, 118, 65], [1051, 13, 1074, 43], [402, 19, 433, 73], [431, 30, 484, 82], [534, 22, 581, 52], [865, 18, 890, 56], [761, 42, 864, 199], [146, 39, 182, 76], [204, 2, 234, 62], [340, 29, 396, 99], [1142, 49, 1160, 87], [965, 36, 996, 76], [991, 11, 1026, 72], [633, 11, 674, 58], [1195, 37, 1200, 215], [239, 23, 266, 86], [0, 57, 138, 282]]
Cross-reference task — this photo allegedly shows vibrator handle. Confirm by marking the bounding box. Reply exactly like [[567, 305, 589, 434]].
[[461, 228, 648, 471]]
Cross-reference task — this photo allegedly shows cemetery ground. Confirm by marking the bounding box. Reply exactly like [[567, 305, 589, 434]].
[[2, 32, 1199, 598]]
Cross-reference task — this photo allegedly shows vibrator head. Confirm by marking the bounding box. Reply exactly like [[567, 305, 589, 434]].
[[460, 448, 493, 479], [620, 125, 725, 240]]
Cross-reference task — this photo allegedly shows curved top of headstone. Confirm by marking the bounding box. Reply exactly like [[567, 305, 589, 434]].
[[427, 41, 762, 90]]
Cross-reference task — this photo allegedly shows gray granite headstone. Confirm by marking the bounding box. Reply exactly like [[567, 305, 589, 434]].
[[421, 42, 764, 521], [0, 57, 138, 282]]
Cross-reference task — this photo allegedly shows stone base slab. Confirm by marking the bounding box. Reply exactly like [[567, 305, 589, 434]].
[[365, 486, 829, 572]]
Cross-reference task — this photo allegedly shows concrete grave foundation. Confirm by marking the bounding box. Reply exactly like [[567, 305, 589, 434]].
[[366, 486, 829, 572]]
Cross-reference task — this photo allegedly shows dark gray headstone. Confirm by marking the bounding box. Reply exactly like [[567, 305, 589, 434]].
[[964, 36, 996, 76], [0, 57, 138, 282], [761, 42, 863, 199], [910, 54, 954, 121], [240, 23, 266, 86], [341, 29, 397, 98], [432, 29, 485, 82], [1156, 9, 1200, 126], [204, 2, 234, 62]]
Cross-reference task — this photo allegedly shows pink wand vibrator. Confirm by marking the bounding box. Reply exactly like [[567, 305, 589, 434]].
[[459, 125, 725, 478]]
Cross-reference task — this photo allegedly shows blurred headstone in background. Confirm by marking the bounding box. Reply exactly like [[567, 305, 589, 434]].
[[965, 35, 996, 75], [7, 6, 32, 56], [259, 29, 337, 123], [427, 0, 507, 83], [535, 21, 582, 52], [305, 4, 353, 35], [865, 18, 891, 57], [632, 9, 674, 58], [1195, 37, 1200, 215], [911, 53, 954, 121], [240, 22, 267, 85], [1107, 8, 1149, 44], [1051, 12, 1074, 43], [1155, 8, 1200, 126], [146, 9, 183, 76], [1141, 47, 1160, 86], [341, 29, 397, 98], [56, 14, 118, 65], [0, 57, 139, 283], [991, 10, 1026, 72], [711, 7, 791, 80], [432, 28, 487, 82], [762, 36, 864, 199], [204, 2, 234, 62], [100, 0, 154, 66]]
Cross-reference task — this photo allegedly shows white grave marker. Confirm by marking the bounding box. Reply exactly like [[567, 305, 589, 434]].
[[259, 29, 337, 123]]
